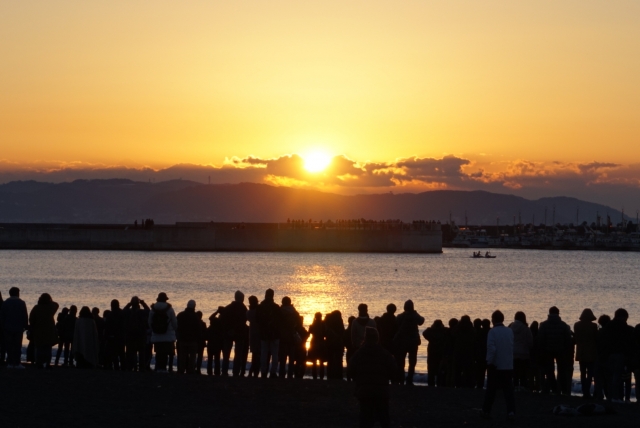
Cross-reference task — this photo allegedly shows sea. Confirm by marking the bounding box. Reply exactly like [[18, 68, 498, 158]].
[[1, 248, 638, 391]]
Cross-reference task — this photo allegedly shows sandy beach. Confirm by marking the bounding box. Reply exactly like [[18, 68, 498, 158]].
[[1, 367, 637, 428]]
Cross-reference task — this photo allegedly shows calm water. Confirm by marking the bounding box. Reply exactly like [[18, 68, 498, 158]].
[[1, 248, 639, 376]]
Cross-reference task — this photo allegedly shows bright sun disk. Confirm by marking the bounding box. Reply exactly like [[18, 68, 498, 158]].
[[303, 151, 331, 173]]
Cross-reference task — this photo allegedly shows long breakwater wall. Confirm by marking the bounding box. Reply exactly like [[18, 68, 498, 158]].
[[0, 223, 442, 253]]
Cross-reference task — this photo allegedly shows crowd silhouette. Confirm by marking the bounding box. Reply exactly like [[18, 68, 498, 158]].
[[1, 286, 639, 423]]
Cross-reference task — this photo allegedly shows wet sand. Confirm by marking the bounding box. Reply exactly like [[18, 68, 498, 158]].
[[0, 367, 637, 427]]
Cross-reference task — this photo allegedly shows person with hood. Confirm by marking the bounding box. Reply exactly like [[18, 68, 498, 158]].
[[104, 299, 126, 370], [574, 308, 598, 399], [176, 300, 200, 374], [350, 304, 377, 351], [206, 307, 225, 376], [246, 295, 261, 377], [453, 315, 476, 388], [221, 290, 248, 377], [123, 296, 150, 372], [324, 310, 345, 380], [256, 288, 281, 378], [509, 311, 533, 390], [537, 306, 572, 395], [148, 292, 177, 374], [423, 319, 447, 387], [278, 296, 300, 379], [394, 300, 424, 386], [29, 293, 59, 369], [73, 306, 100, 368], [377, 304, 398, 355], [0, 287, 29, 369], [308, 312, 326, 380], [481, 310, 515, 421], [348, 327, 397, 428], [601, 308, 636, 403]]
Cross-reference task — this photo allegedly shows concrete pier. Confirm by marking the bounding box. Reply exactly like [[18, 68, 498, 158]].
[[0, 222, 442, 253]]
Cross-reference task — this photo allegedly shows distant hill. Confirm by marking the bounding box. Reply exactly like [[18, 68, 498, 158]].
[[0, 179, 629, 225]]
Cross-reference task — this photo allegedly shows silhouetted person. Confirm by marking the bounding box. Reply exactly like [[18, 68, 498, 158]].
[[348, 327, 397, 428], [206, 307, 224, 376], [509, 311, 533, 390], [59, 305, 78, 367], [92, 307, 105, 368], [149, 292, 177, 373], [246, 295, 261, 377], [0, 291, 4, 365], [176, 300, 200, 374], [257, 288, 281, 378], [123, 296, 150, 371], [394, 300, 424, 386], [443, 318, 458, 387], [221, 291, 248, 377], [377, 304, 398, 355], [473, 318, 490, 389], [537, 306, 572, 395], [423, 319, 446, 387], [574, 308, 598, 399], [294, 315, 309, 378], [73, 306, 99, 368], [308, 312, 326, 380], [278, 296, 300, 379], [324, 310, 345, 380], [528, 321, 542, 392], [594, 314, 611, 400], [481, 310, 515, 421], [54, 306, 68, 366], [104, 300, 126, 370], [453, 315, 476, 388], [29, 293, 59, 369], [351, 304, 376, 351], [0, 287, 28, 369], [196, 310, 207, 374], [601, 308, 636, 403], [345, 315, 356, 381]]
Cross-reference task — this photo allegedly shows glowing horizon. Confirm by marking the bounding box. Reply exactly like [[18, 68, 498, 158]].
[[1, 1, 639, 182]]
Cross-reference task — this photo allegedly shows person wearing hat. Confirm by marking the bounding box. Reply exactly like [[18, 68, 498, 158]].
[[573, 308, 598, 398], [347, 326, 397, 428], [148, 292, 177, 373], [176, 299, 200, 374]]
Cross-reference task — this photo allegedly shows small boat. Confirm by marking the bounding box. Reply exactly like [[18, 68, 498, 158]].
[[471, 251, 496, 259]]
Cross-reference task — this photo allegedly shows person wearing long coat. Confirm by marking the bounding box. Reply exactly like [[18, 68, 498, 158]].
[[29, 293, 59, 369], [73, 306, 100, 368]]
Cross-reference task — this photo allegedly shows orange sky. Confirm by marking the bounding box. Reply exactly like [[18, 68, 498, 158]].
[[1, 1, 639, 170]]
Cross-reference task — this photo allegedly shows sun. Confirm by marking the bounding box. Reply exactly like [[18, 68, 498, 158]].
[[303, 151, 332, 173]]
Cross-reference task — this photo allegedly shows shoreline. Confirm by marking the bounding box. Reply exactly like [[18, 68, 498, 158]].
[[1, 366, 638, 428]]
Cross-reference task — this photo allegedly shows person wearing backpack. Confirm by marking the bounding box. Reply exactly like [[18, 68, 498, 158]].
[[149, 292, 177, 374]]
